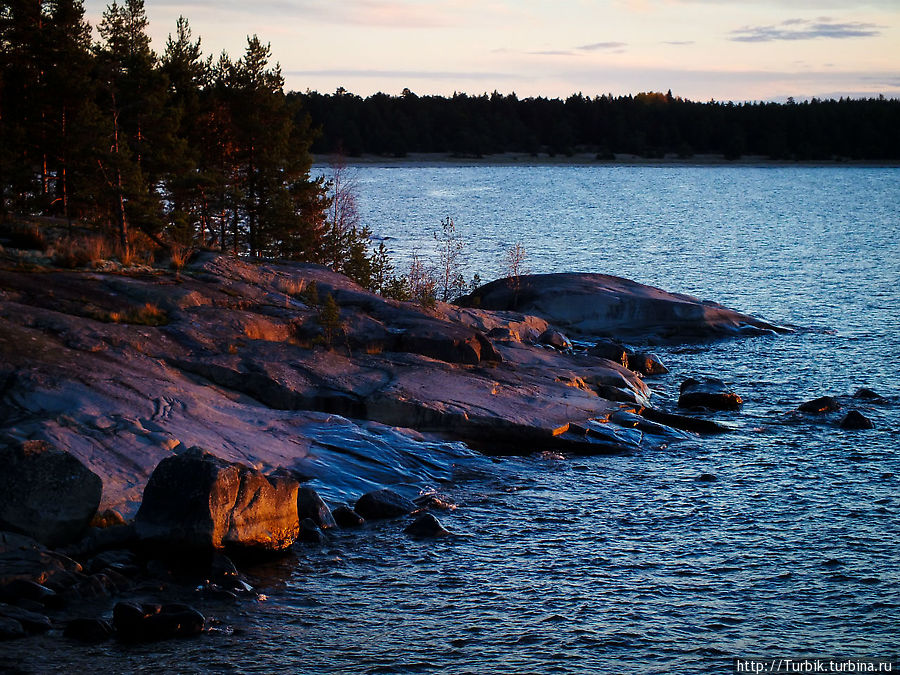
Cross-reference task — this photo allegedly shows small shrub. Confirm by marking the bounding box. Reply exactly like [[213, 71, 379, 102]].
[[52, 235, 108, 268], [317, 293, 342, 349], [383, 275, 411, 301], [106, 303, 169, 326], [276, 277, 306, 296], [170, 243, 194, 271], [302, 280, 320, 308]]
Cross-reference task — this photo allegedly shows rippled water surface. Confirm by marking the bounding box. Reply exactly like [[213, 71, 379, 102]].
[[19, 166, 900, 673]]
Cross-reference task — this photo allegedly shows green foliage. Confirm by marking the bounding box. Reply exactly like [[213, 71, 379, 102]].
[[302, 280, 319, 308], [0, 3, 328, 260], [317, 292, 342, 349], [368, 242, 394, 295]]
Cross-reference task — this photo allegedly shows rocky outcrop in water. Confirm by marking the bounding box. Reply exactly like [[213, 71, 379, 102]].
[[355, 489, 417, 520], [839, 410, 873, 430], [458, 273, 788, 341], [678, 377, 743, 411], [404, 513, 449, 538]]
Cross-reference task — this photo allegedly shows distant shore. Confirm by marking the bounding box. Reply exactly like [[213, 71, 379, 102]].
[[314, 151, 900, 169]]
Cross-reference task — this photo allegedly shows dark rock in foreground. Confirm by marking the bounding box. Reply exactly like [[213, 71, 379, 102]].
[[404, 513, 449, 538], [332, 505, 365, 528], [135, 447, 299, 552], [64, 618, 114, 643], [839, 410, 874, 430], [587, 339, 667, 375], [355, 489, 417, 520], [799, 396, 841, 414], [297, 518, 324, 543], [296, 487, 337, 530], [853, 387, 885, 402], [0, 615, 26, 640], [0, 441, 102, 547], [113, 601, 204, 642], [0, 603, 51, 633], [678, 378, 743, 411]]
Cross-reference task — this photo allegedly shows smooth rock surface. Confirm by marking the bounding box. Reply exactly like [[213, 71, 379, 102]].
[[458, 272, 787, 341], [135, 448, 299, 552]]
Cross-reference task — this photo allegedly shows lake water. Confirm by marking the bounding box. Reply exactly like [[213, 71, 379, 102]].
[[13, 166, 900, 673]]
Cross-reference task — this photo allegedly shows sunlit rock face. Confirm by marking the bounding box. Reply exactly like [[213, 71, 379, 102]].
[[459, 273, 788, 342], [135, 447, 300, 552]]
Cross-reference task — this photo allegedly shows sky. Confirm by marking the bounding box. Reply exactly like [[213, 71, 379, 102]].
[[82, 0, 900, 102]]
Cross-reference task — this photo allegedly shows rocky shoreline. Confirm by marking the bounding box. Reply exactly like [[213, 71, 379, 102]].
[[3, 248, 875, 651]]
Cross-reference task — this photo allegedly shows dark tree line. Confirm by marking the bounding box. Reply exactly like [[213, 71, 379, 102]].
[[293, 89, 900, 161], [0, 0, 360, 264]]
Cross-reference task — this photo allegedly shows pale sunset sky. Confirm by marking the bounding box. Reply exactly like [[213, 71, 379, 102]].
[[82, 0, 900, 102]]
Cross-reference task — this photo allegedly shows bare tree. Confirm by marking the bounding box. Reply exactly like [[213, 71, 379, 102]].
[[323, 154, 361, 270], [504, 242, 529, 306], [434, 216, 467, 302], [407, 249, 436, 306]]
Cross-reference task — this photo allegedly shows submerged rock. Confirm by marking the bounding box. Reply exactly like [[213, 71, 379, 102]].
[[798, 396, 841, 414], [113, 601, 204, 642], [297, 518, 324, 544], [853, 387, 886, 403], [839, 410, 874, 430], [404, 513, 449, 538], [296, 487, 337, 530], [332, 505, 365, 528], [63, 618, 114, 643], [354, 489, 417, 520], [678, 378, 743, 411], [0, 615, 25, 640], [135, 447, 299, 552], [0, 603, 51, 633], [0, 440, 102, 547]]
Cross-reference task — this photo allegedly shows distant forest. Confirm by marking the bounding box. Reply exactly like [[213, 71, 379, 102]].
[[292, 89, 900, 161]]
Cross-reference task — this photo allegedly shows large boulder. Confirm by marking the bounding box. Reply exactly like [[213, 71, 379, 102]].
[[678, 377, 743, 411], [135, 447, 299, 552], [0, 441, 102, 547], [458, 273, 786, 341]]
